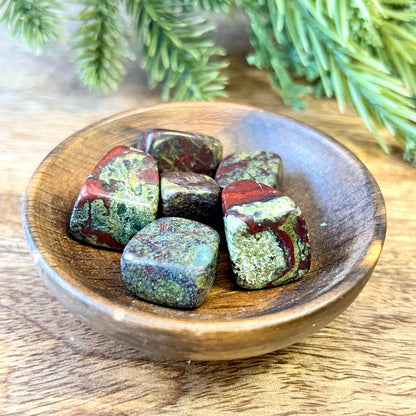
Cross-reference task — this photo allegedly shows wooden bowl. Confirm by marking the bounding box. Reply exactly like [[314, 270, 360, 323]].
[[23, 102, 386, 360]]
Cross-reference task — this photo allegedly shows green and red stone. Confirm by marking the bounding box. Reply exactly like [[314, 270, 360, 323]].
[[137, 128, 222, 176], [69, 145, 159, 250], [222, 180, 310, 289], [215, 150, 284, 190], [121, 217, 220, 309], [160, 172, 221, 226]]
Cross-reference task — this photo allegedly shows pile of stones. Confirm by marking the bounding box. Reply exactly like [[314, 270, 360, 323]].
[[69, 129, 310, 309]]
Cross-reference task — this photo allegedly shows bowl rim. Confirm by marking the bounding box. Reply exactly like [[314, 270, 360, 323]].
[[22, 101, 387, 336]]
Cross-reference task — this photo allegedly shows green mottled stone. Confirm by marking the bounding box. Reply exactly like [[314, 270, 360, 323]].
[[69, 146, 159, 250], [121, 217, 220, 309], [215, 150, 283, 189], [223, 180, 310, 289]]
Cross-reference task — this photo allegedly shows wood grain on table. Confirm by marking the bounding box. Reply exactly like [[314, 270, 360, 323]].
[[1, 21, 416, 416]]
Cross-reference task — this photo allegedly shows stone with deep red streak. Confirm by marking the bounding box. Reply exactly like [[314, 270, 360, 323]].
[[69, 146, 159, 250], [222, 180, 310, 289], [137, 128, 222, 176], [215, 150, 283, 189]]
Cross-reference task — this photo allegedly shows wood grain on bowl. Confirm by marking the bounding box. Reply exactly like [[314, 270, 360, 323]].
[[22, 102, 386, 360]]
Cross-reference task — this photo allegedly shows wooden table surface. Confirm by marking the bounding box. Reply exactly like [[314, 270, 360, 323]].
[[1, 20, 416, 416]]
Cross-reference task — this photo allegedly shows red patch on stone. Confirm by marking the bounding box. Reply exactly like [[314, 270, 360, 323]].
[[221, 180, 282, 214], [79, 205, 124, 250], [95, 145, 131, 168], [91, 145, 158, 185], [140, 167, 159, 184], [78, 177, 118, 209]]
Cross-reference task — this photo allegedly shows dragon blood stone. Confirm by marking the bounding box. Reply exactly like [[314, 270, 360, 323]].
[[160, 172, 221, 225], [215, 150, 284, 190], [137, 128, 222, 176], [69, 146, 159, 250], [222, 180, 310, 289], [121, 217, 220, 309]]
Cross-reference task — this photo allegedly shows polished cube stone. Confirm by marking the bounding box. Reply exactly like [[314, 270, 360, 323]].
[[222, 180, 310, 289], [69, 146, 159, 250], [137, 128, 222, 176], [160, 172, 221, 225], [215, 150, 283, 189], [121, 217, 220, 309]]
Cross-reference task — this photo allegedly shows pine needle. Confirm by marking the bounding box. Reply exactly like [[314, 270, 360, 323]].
[[72, 0, 134, 92], [128, 0, 229, 101], [0, 0, 62, 54]]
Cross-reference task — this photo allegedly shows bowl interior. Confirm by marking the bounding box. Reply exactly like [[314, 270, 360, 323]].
[[25, 103, 385, 324]]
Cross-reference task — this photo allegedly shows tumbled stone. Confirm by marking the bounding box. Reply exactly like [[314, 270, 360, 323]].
[[215, 150, 283, 189], [69, 145, 159, 250], [160, 172, 221, 226], [222, 180, 310, 289], [137, 128, 222, 176], [121, 217, 220, 309]]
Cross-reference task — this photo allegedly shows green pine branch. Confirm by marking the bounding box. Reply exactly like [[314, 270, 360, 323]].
[[193, 0, 232, 14], [0, 0, 62, 53], [126, 0, 229, 101], [239, 0, 312, 110], [72, 0, 134, 92], [259, 0, 416, 161]]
